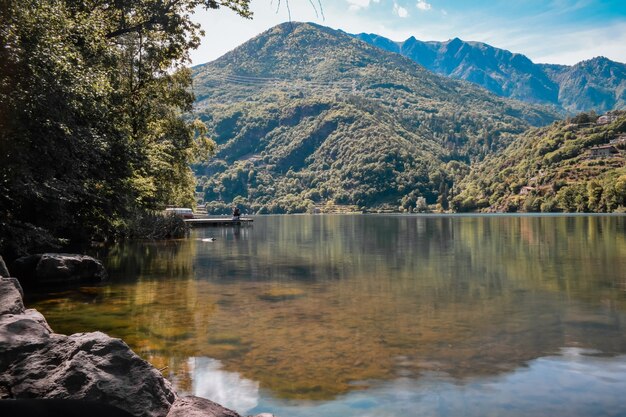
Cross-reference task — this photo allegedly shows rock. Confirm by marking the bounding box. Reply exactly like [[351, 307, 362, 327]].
[[9, 254, 40, 285], [0, 399, 136, 417], [0, 256, 9, 278], [167, 396, 243, 417], [0, 277, 25, 315], [165, 396, 278, 417], [12, 253, 107, 286], [0, 274, 260, 417], [0, 277, 176, 417]]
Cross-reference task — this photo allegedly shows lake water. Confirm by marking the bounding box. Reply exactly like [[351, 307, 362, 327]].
[[27, 215, 626, 417]]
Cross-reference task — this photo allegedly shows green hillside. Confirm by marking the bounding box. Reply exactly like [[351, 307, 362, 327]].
[[541, 57, 626, 113], [191, 22, 559, 214], [453, 111, 626, 213]]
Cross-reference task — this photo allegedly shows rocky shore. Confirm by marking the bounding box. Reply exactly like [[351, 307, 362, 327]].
[[0, 257, 271, 417]]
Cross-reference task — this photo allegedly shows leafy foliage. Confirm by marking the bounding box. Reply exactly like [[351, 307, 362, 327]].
[[0, 0, 250, 257], [192, 23, 559, 214], [453, 111, 626, 213]]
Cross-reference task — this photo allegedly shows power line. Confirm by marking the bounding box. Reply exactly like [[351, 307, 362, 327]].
[[201, 73, 356, 91]]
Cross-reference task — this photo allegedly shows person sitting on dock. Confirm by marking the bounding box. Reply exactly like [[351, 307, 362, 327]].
[[232, 206, 241, 220]]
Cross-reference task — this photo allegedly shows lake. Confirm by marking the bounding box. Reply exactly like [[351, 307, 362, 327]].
[[27, 215, 626, 417]]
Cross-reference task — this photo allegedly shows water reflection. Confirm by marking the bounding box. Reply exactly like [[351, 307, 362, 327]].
[[26, 215, 626, 415], [189, 357, 259, 413], [253, 349, 626, 417]]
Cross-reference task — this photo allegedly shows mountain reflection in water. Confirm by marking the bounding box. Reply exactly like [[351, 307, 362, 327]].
[[27, 215, 626, 417]]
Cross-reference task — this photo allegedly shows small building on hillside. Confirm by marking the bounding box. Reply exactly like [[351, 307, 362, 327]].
[[597, 114, 619, 125], [589, 144, 619, 158], [519, 186, 536, 196]]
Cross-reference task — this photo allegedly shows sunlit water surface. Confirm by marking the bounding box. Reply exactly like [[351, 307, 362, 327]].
[[27, 215, 626, 417]]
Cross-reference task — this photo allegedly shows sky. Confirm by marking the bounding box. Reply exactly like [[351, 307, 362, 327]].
[[190, 0, 626, 66]]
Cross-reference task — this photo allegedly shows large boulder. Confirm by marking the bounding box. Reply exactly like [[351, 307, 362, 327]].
[[12, 253, 107, 286], [0, 277, 176, 417], [0, 276, 261, 417], [0, 399, 136, 417]]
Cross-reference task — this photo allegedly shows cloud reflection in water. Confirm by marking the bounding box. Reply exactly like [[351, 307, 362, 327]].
[[251, 349, 626, 417], [189, 357, 260, 413]]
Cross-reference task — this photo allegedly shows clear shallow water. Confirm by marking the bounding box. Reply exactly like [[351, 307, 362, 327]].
[[27, 215, 626, 416]]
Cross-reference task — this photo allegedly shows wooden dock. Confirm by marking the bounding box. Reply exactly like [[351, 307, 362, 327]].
[[184, 217, 253, 227]]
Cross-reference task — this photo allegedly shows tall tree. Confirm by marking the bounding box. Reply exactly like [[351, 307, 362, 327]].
[[0, 0, 251, 257]]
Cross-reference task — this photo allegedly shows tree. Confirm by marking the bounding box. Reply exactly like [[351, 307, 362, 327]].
[[438, 182, 449, 211], [587, 180, 603, 212], [0, 0, 251, 257], [415, 196, 428, 213]]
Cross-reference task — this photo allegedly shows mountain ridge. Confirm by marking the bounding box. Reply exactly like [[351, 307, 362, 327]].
[[352, 32, 626, 113]]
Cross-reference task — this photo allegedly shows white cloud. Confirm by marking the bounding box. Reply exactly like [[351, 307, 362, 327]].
[[416, 0, 432, 11], [394, 3, 409, 18], [523, 22, 626, 65], [347, 0, 371, 11]]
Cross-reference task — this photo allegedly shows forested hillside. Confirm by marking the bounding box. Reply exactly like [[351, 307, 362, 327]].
[[540, 57, 626, 113], [453, 111, 626, 213], [192, 22, 558, 214], [354, 33, 626, 113]]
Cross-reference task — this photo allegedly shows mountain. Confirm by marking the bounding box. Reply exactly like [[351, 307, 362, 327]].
[[191, 22, 559, 214], [353, 33, 626, 114], [452, 111, 626, 213], [540, 57, 626, 113]]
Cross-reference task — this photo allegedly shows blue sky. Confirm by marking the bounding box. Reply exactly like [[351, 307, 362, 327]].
[[190, 0, 626, 66]]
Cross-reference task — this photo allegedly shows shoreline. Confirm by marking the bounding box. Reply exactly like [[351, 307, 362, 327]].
[[0, 276, 269, 417]]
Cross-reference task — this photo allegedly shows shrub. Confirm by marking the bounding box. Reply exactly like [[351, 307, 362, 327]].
[[127, 212, 189, 239]]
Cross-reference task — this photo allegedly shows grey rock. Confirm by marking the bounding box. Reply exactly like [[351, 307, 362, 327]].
[[167, 396, 242, 417], [0, 269, 255, 417], [0, 277, 25, 315], [0, 256, 9, 278], [12, 253, 107, 286], [0, 277, 176, 417]]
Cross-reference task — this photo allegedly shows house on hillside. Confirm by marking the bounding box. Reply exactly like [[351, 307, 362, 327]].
[[519, 186, 536, 196], [597, 114, 619, 125], [588, 144, 619, 158]]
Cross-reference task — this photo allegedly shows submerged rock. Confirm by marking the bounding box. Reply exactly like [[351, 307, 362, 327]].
[[257, 287, 305, 302], [0, 276, 176, 417], [12, 253, 107, 286]]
